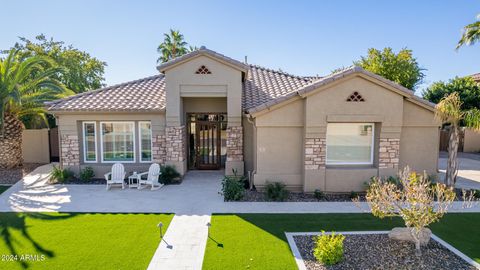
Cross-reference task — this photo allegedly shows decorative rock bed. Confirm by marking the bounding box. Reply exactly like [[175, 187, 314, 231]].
[[287, 232, 479, 270], [0, 163, 43, 184], [241, 190, 366, 202]]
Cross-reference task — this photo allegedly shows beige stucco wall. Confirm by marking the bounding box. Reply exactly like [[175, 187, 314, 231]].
[[56, 112, 165, 176], [254, 99, 304, 191], [464, 128, 480, 153], [164, 55, 243, 126], [182, 97, 227, 116], [251, 74, 439, 192], [22, 129, 50, 164], [399, 100, 439, 174]]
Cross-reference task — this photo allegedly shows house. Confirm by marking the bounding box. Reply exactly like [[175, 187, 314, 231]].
[[46, 47, 440, 192]]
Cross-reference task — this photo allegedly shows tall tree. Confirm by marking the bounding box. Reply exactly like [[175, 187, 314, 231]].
[[354, 47, 425, 90], [423, 77, 480, 113], [0, 49, 71, 168], [457, 14, 480, 49], [435, 92, 480, 186], [157, 30, 195, 63], [3, 34, 106, 93]]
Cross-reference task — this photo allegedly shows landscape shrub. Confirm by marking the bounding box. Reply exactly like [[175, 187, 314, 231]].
[[313, 231, 345, 265], [220, 175, 245, 201], [79, 167, 95, 181], [314, 189, 325, 201], [265, 181, 288, 201], [49, 166, 74, 183], [159, 165, 180, 184]]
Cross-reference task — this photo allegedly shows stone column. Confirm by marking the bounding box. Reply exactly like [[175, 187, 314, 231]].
[[60, 134, 80, 173], [303, 137, 327, 192], [378, 138, 400, 178], [225, 126, 244, 175], [165, 126, 187, 175], [151, 133, 166, 164]]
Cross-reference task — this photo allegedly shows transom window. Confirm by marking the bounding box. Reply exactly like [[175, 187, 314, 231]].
[[100, 122, 135, 163], [326, 123, 374, 165]]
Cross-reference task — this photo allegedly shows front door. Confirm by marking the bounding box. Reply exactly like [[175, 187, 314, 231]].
[[195, 121, 221, 169]]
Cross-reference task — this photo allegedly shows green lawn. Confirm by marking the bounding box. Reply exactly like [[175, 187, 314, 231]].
[[0, 185, 10, 194], [0, 212, 173, 270], [203, 213, 480, 270]]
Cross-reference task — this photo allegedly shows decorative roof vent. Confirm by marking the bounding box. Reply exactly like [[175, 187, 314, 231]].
[[195, 65, 211, 74], [346, 91, 365, 102]]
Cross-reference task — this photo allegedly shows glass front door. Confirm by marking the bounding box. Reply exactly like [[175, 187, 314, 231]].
[[187, 113, 227, 170]]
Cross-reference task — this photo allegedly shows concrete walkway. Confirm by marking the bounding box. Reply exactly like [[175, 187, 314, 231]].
[[439, 152, 480, 190], [147, 215, 210, 270]]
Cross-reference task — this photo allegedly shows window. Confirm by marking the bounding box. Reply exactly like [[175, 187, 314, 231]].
[[101, 122, 135, 162], [195, 65, 211, 74], [83, 122, 97, 162], [326, 123, 374, 165], [139, 121, 152, 162]]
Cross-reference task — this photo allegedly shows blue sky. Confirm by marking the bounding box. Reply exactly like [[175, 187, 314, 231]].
[[1, 0, 479, 93]]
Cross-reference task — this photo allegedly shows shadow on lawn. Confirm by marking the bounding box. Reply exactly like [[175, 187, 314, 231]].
[[0, 212, 78, 269]]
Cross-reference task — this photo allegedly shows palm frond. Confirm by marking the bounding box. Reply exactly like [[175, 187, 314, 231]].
[[434, 92, 463, 126], [464, 108, 480, 131]]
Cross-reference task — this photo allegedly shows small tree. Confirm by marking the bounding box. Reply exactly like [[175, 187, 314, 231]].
[[354, 47, 425, 90], [364, 167, 456, 254]]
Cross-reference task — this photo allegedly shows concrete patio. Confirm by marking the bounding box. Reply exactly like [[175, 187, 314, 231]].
[[1, 161, 480, 214]]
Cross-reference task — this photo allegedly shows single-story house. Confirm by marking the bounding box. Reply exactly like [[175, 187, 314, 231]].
[[46, 47, 440, 192]]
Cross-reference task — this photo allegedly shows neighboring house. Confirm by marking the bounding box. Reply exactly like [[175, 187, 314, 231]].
[[46, 47, 440, 192]]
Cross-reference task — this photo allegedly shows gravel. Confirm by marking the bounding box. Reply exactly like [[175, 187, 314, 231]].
[[293, 234, 475, 270], [240, 190, 366, 202], [0, 163, 43, 185]]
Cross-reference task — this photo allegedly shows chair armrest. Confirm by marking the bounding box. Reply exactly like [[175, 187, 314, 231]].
[[137, 172, 148, 177], [104, 172, 111, 181]]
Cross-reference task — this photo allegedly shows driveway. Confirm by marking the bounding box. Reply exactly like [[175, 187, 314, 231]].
[[439, 152, 480, 190]]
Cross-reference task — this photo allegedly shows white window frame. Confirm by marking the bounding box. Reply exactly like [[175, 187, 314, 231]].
[[325, 123, 375, 166], [100, 121, 136, 163], [82, 122, 98, 163], [139, 121, 153, 163]]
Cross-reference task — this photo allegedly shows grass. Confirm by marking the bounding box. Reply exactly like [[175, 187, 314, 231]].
[[0, 185, 10, 194], [203, 213, 480, 270], [0, 212, 173, 270]]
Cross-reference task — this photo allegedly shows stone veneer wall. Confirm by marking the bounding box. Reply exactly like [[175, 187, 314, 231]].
[[304, 138, 326, 170], [379, 138, 400, 168], [61, 134, 80, 167], [165, 126, 186, 162], [152, 134, 166, 164], [226, 126, 243, 161]]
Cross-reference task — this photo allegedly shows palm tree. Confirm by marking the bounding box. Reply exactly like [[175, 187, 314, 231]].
[[157, 30, 193, 63], [435, 92, 480, 186], [0, 49, 71, 168], [456, 14, 480, 49]]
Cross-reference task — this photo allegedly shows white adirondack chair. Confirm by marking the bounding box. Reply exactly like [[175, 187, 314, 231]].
[[137, 163, 163, 190], [104, 163, 126, 190]]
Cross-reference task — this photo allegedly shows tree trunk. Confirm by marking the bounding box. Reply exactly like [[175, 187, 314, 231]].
[[446, 126, 459, 186], [0, 113, 24, 169], [410, 228, 422, 256]]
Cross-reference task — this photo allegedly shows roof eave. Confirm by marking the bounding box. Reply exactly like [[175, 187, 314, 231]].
[[156, 47, 248, 74]]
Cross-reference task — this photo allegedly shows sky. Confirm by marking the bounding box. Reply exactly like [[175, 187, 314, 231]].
[[1, 0, 479, 93]]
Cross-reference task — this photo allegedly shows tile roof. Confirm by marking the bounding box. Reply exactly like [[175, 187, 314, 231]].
[[47, 64, 315, 113], [242, 65, 315, 110], [246, 66, 436, 114], [471, 73, 480, 82], [46, 75, 166, 112], [46, 56, 434, 114]]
